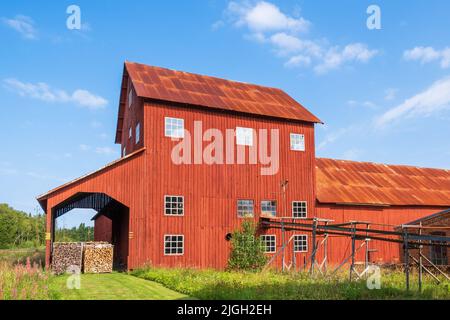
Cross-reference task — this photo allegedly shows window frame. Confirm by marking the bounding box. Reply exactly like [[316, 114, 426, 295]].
[[290, 133, 305, 151], [261, 200, 277, 217], [163, 234, 184, 256], [122, 146, 126, 157], [164, 195, 184, 216], [292, 201, 307, 219], [165, 117, 184, 138], [236, 127, 254, 146], [293, 234, 308, 253], [129, 126, 132, 140], [237, 199, 254, 218], [260, 235, 276, 253], [135, 122, 141, 144]]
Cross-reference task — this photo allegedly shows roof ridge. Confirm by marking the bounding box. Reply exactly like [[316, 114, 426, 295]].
[[125, 61, 285, 92], [317, 157, 450, 173]]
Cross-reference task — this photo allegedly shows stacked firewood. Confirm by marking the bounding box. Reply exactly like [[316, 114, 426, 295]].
[[83, 242, 114, 274], [51, 242, 83, 275]]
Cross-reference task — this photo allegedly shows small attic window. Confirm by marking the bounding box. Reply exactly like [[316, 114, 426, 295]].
[[128, 88, 133, 108]]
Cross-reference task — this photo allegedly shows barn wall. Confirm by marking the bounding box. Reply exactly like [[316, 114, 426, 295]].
[[135, 100, 317, 269], [94, 215, 112, 243], [314, 204, 448, 265], [44, 151, 146, 269]]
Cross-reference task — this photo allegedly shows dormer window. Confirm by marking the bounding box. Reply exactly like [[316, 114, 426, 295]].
[[136, 122, 141, 144], [128, 88, 133, 108], [129, 127, 132, 139]]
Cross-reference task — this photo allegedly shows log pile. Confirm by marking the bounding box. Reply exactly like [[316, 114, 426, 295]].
[[51, 242, 83, 275], [83, 242, 114, 274]]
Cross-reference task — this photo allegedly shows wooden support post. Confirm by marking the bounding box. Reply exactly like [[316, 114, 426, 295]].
[[350, 223, 356, 281], [323, 222, 328, 274], [281, 221, 285, 272], [418, 222, 423, 292], [404, 229, 410, 291], [310, 218, 317, 275]]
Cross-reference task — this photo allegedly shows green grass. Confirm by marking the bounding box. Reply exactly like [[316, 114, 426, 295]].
[[49, 273, 190, 300], [132, 267, 450, 300]]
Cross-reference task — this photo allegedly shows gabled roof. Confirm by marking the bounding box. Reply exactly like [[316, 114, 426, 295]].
[[115, 61, 322, 143], [316, 158, 450, 206], [401, 208, 450, 227], [36, 148, 146, 210]]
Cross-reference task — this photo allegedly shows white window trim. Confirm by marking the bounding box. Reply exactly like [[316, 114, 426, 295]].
[[261, 235, 276, 253], [290, 133, 305, 152], [237, 199, 254, 218], [292, 201, 308, 219], [164, 195, 185, 216], [293, 234, 308, 253], [165, 117, 185, 138], [236, 127, 254, 146], [136, 123, 141, 144], [163, 234, 184, 256]]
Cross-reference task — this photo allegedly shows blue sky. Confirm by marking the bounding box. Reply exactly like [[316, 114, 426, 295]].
[[1, 1, 449, 227]]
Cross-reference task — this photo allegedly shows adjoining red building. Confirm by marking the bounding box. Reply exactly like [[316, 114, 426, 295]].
[[37, 62, 450, 271]]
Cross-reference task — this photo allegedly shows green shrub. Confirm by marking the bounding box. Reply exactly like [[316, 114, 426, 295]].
[[227, 220, 267, 271]]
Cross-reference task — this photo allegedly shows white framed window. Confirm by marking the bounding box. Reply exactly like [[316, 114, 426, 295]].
[[128, 88, 133, 108], [261, 200, 277, 217], [129, 126, 132, 139], [290, 133, 305, 151], [164, 235, 184, 255], [164, 195, 184, 216], [293, 235, 308, 252], [260, 235, 276, 253], [122, 146, 126, 157], [135, 122, 141, 144], [236, 127, 254, 146], [292, 201, 307, 219], [237, 200, 254, 218], [165, 117, 184, 138]]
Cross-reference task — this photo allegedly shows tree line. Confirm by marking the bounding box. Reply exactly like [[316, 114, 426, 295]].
[[0, 203, 94, 249]]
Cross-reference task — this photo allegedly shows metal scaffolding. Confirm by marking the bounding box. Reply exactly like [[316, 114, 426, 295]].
[[261, 215, 450, 291]]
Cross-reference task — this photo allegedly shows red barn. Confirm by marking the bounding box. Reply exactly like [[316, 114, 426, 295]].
[[37, 62, 450, 271]]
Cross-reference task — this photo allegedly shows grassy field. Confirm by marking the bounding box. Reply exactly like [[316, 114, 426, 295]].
[[2, 248, 449, 300], [132, 267, 450, 300], [49, 273, 190, 300]]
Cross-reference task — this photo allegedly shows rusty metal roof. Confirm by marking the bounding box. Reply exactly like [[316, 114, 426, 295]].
[[118, 62, 320, 134], [316, 158, 450, 206]]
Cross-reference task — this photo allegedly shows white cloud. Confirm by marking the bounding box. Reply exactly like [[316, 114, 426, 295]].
[[314, 43, 378, 74], [227, 1, 310, 33], [341, 148, 363, 161], [317, 127, 351, 151], [384, 88, 398, 101], [95, 147, 117, 155], [79, 144, 91, 151], [223, 1, 378, 74], [375, 77, 450, 127], [404, 46, 450, 69], [1, 15, 37, 39], [285, 55, 311, 68], [347, 100, 377, 109], [3, 78, 108, 109]]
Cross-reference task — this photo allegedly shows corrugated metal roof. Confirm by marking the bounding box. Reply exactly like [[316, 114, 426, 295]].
[[316, 158, 450, 206], [124, 61, 321, 122]]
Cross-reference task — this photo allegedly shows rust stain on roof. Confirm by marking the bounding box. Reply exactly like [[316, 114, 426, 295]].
[[124, 61, 322, 123], [316, 158, 450, 206]]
